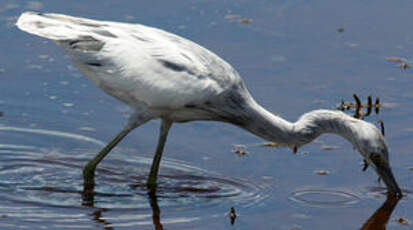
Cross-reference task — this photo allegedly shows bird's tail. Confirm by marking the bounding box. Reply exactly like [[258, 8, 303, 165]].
[[16, 11, 105, 41]]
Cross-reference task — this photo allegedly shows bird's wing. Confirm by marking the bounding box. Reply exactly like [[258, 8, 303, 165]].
[[17, 12, 245, 108]]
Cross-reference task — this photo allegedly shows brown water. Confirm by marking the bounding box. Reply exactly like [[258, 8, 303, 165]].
[[0, 0, 412, 229]]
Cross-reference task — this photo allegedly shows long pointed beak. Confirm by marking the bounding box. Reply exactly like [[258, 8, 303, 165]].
[[371, 154, 403, 198]]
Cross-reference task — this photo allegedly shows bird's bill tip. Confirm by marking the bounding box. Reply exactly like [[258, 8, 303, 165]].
[[371, 155, 403, 199]]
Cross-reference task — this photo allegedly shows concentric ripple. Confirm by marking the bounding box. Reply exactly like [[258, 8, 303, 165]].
[[289, 187, 360, 207], [0, 125, 271, 228]]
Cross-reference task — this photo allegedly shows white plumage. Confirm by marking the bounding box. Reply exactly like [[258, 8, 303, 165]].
[[17, 12, 238, 112], [16, 12, 402, 198]]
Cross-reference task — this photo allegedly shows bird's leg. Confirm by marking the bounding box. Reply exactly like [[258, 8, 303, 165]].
[[147, 119, 173, 189], [83, 126, 135, 195]]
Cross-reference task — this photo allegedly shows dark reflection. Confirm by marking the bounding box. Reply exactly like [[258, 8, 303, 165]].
[[360, 194, 400, 230], [148, 189, 164, 230], [91, 208, 113, 230], [82, 188, 164, 230]]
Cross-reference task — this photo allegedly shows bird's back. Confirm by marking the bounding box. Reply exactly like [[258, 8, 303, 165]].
[[17, 12, 246, 112]]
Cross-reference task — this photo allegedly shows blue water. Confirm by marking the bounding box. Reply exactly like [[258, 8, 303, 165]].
[[0, 0, 412, 229]]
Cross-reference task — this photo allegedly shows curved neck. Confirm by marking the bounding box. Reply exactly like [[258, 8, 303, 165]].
[[239, 101, 359, 150]]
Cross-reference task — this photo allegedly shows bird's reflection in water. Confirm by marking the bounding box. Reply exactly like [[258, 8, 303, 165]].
[[91, 209, 113, 230], [81, 188, 399, 229], [360, 194, 400, 230], [82, 188, 164, 230], [148, 189, 164, 230], [82, 192, 114, 230]]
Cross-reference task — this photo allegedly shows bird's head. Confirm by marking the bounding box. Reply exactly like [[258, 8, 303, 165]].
[[353, 122, 402, 198]]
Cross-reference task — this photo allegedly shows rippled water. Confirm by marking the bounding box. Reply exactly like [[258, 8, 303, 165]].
[[289, 187, 360, 207], [0, 126, 271, 228], [1, 0, 413, 229]]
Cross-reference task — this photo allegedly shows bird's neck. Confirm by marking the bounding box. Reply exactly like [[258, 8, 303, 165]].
[[240, 101, 359, 150]]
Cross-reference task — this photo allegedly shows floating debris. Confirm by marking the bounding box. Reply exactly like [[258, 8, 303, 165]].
[[337, 28, 345, 33], [314, 170, 329, 175], [232, 149, 248, 156], [0, 112, 3, 117], [386, 57, 408, 63], [240, 18, 252, 24], [395, 217, 410, 226], [386, 57, 411, 70], [374, 97, 380, 114], [260, 142, 284, 147], [337, 94, 383, 119], [400, 63, 409, 69], [408, 167, 413, 170], [229, 207, 237, 225], [225, 14, 252, 24], [353, 94, 363, 119], [366, 96, 372, 116], [320, 145, 339, 151]]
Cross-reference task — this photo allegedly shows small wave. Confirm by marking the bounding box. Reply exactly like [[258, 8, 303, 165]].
[[0, 126, 271, 228], [289, 187, 360, 207]]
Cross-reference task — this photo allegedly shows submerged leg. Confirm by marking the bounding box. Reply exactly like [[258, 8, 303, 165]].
[[147, 119, 173, 189], [83, 126, 134, 194], [83, 114, 151, 194]]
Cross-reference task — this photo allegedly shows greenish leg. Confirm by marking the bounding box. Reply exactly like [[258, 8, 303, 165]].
[[146, 119, 173, 189], [83, 127, 134, 194]]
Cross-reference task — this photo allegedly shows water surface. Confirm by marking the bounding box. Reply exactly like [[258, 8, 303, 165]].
[[0, 0, 412, 229]]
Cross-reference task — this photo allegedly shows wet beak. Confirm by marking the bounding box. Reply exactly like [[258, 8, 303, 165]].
[[370, 154, 403, 198]]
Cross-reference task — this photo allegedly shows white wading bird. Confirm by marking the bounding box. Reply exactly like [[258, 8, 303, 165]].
[[16, 12, 402, 197]]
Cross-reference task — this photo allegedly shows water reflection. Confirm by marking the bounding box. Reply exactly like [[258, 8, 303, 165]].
[[84, 187, 401, 230], [91, 208, 114, 230], [288, 187, 401, 229], [85, 189, 163, 230], [82, 175, 163, 230], [148, 190, 164, 230], [360, 194, 400, 230]]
